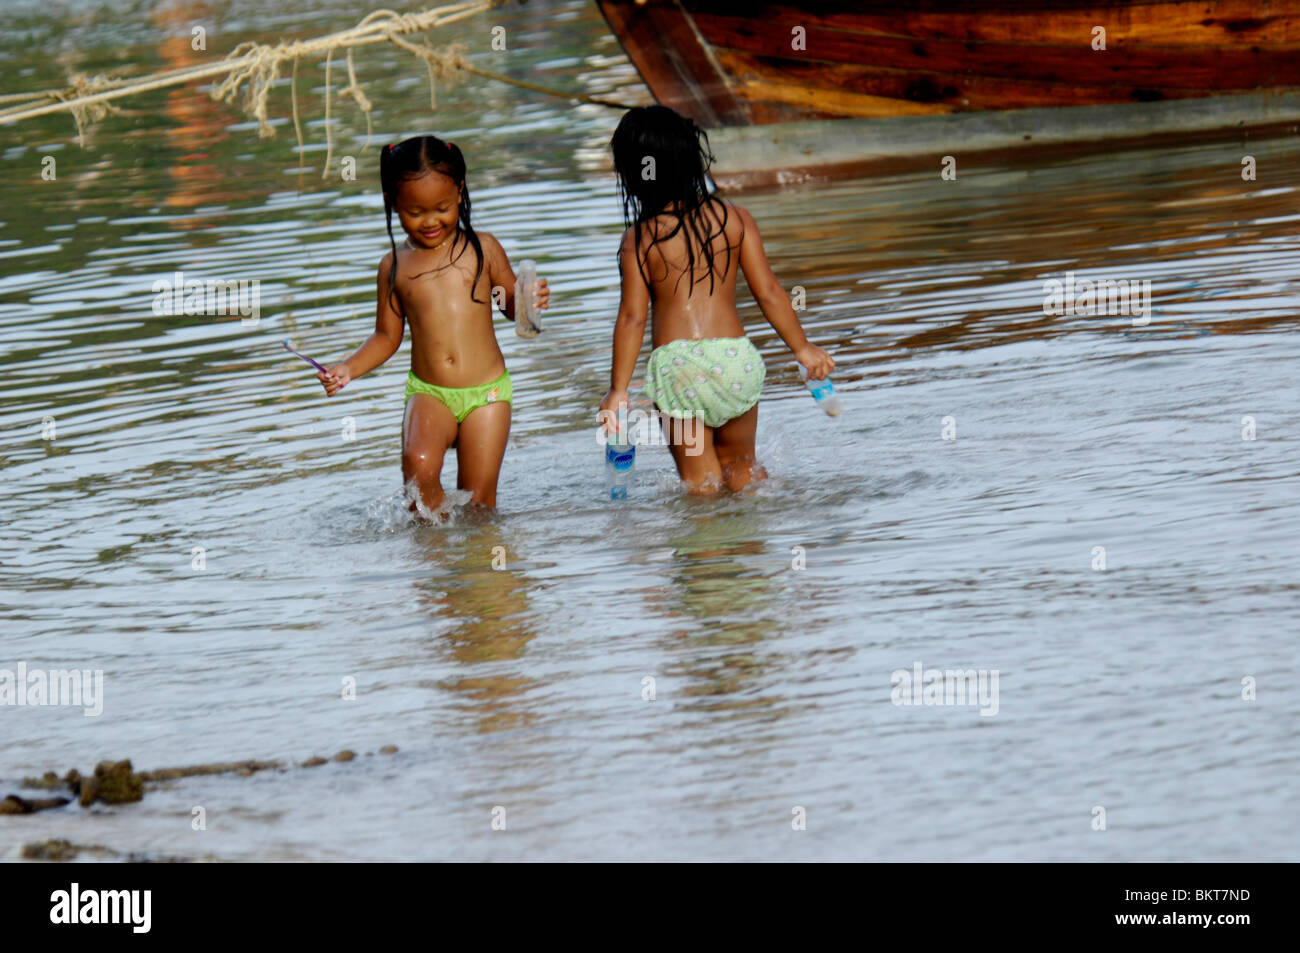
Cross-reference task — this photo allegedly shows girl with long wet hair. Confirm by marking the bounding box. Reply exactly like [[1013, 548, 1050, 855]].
[[600, 106, 834, 494], [319, 135, 548, 512]]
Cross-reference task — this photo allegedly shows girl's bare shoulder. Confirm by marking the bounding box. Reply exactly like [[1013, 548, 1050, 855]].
[[619, 224, 644, 252], [726, 200, 754, 227], [476, 230, 509, 268], [691, 196, 748, 235]]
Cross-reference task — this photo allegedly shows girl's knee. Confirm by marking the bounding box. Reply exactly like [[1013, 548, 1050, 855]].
[[402, 448, 442, 482], [720, 457, 765, 492]]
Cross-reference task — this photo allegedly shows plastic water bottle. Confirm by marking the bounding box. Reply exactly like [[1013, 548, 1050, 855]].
[[515, 259, 542, 338], [797, 362, 843, 416], [605, 436, 636, 500]]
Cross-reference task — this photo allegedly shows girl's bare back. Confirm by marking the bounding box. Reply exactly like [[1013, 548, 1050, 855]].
[[639, 197, 746, 346]]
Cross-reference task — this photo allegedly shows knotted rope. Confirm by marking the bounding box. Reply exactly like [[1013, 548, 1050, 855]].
[[0, 3, 640, 177]]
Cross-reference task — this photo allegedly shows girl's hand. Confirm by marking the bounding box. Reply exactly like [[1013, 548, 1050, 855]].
[[795, 344, 835, 380], [598, 388, 629, 437], [533, 277, 550, 311], [318, 363, 351, 397]]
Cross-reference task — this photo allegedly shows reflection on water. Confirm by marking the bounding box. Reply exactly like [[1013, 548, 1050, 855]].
[[662, 505, 786, 714], [2, 0, 1299, 861], [424, 516, 540, 733]]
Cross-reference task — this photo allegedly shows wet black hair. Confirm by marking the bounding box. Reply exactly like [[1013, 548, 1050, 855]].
[[378, 135, 486, 313], [609, 105, 737, 296]]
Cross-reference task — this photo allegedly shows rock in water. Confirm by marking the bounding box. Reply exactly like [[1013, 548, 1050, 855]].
[[22, 840, 81, 861], [1, 794, 71, 814], [82, 760, 144, 806]]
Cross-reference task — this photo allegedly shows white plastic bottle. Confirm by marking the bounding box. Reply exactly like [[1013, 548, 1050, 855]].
[[514, 259, 542, 338], [797, 362, 843, 417]]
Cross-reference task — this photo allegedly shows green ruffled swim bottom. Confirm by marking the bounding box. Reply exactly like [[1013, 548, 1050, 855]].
[[644, 336, 765, 428], [404, 368, 512, 423]]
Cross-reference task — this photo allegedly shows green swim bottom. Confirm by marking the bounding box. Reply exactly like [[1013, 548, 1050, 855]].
[[644, 336, 765, 428], [404, 368, 512, 423]]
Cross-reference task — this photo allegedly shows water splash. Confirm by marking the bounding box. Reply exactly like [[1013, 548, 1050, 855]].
[[364, 482, 476, 532]]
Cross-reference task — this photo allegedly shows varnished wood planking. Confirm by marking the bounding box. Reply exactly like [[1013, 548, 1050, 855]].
[[732, 77, 956, 118], [713, 51, 957, 116], [595, 1, 752, 125], [686, 1, 1300, 45], [691, 13, 1300, 92], [712, 49, 1232, 115], [597, 1, 1300, 128]]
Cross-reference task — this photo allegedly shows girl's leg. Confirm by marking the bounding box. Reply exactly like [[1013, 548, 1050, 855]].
[[713, 403, 766, 492], [662, 412, 723, 496], [402, 394, 458, 512], [455, 400, 511, 507]]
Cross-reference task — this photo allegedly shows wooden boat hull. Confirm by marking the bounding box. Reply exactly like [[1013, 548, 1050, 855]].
[[595, 0, 1300, 183]]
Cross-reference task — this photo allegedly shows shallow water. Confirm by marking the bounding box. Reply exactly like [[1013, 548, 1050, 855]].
[[2, 0, 1299, 861]]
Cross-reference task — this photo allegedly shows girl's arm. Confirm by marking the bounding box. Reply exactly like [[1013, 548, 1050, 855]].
[[320, 253, 404, 396], [482, 232, 549, 322], [736, 205, 835, 379], [599, 228, 650, 433]]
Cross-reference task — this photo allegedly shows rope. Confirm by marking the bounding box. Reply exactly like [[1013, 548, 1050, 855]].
[[60, 74, 126, 146], [0, 1, 641, 147], [291, 57, 307, 193], [341, 48, 374, 152], [322, 48, 335, 176], [0, 3, 501, 128], [0, 91, 58, 104], [459, 63, 640, 110]]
